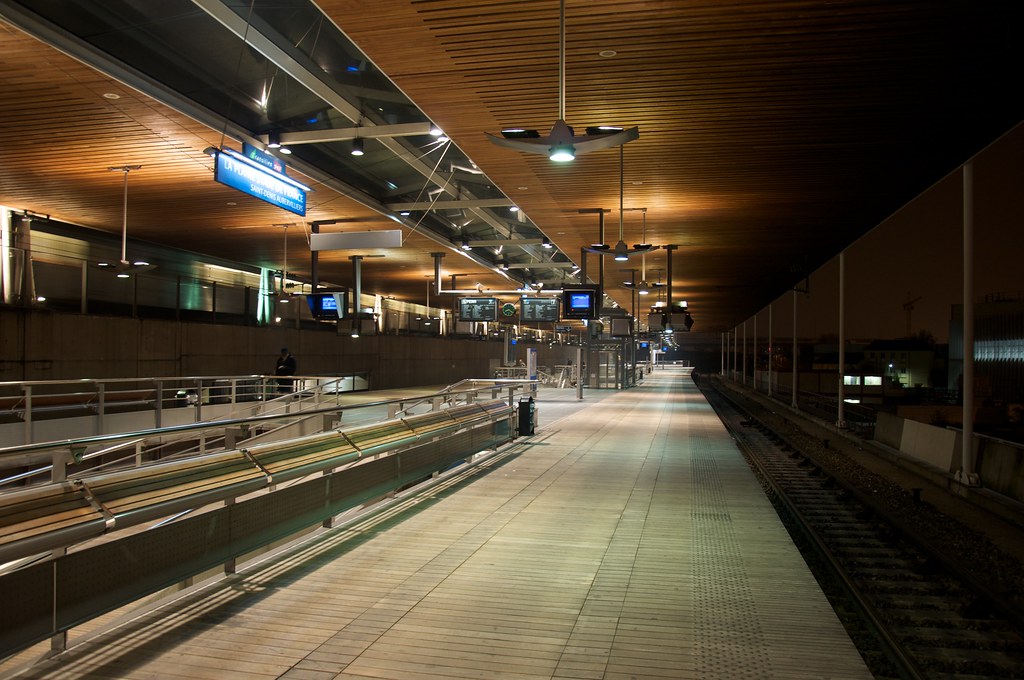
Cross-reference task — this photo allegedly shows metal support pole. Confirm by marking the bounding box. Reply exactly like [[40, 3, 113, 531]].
[[80, 261, 88, 314], [350, 255, 363, 320], [768, 303, 773, 396], [838, 251, 846, 428], [154, 379, 163, 428], [963, 162, 976, 481], [792, 289, 798, 409], [665, 245, 677, 310], [721, 332, 725, 375], [575, 346, 583, 401], [431, 252, 444, 296], [742, 320, 747, 386], [733, 326, 738, 380], [310, 222, 320, 291], [753, 314, 757, 390], [23, 385, 32, 445], [96, 383, 105, 436]]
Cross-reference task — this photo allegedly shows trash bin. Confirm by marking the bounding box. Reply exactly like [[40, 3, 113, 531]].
[[518, 396, 536, 436]]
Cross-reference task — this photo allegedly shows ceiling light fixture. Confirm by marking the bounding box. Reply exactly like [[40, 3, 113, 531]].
[[266, 131, 282, 149], [486, 0, 637, 161], [351, 138, 364, 156], [584, 146, 653, 261], [461, 239, 472, 251], [541, 236, 553, 249], [624, 208, 661, 295], [101, 165, 157, 277]]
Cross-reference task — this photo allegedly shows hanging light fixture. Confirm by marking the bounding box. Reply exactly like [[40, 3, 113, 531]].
[[270, 223, 295, 302], [351, 137, 364, 156], [99, 165, 156, 276], [623, 209, 662, 295], [486, 0, 637, 161], [584, 145, 653, 260]]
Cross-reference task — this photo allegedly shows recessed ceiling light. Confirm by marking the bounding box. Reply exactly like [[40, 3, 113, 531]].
[[226, 201, 237, 206], [599, 50, 617, 58], [103, 92, 121, 99], [517, 186, 529, 190]]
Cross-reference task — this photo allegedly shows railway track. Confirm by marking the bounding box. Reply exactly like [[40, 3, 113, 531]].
[[702, 380, 1024, 680]]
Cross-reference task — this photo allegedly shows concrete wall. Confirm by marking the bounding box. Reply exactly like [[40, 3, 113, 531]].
[[874, 412, 905, 450], [2, 308, 567, 388], [875, 410, 1024, 505], [976, 438, 1024, 502], [899, 418, 958, 473]]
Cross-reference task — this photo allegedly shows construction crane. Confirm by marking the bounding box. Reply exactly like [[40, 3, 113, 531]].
[[903, 292, 923, 337]]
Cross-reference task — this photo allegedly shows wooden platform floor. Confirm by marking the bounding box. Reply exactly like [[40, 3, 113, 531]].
[[8, 367, 872, 679]]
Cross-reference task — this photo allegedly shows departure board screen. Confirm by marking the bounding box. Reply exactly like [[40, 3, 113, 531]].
[[458, 297, 499, 321], [520, 297, 560, 322]]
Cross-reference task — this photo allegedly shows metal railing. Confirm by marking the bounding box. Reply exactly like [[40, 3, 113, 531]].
[[0, 378, 535, 491], [0, 373, 370, 447]]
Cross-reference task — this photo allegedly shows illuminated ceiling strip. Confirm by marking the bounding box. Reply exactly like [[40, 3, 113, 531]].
[[505, 262, 576, 269], [265, 123, 434, 146], [385, 199, 515, 211]]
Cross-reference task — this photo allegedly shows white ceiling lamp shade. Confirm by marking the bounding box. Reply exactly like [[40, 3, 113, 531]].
[[486, 0, 638, 161]]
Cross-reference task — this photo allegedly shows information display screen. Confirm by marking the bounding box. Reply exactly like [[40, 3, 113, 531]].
[[307, 292, 347, 319], [520, 297, 559, 322], [561, 286, 601, 320], [458, 297, 499, 321]]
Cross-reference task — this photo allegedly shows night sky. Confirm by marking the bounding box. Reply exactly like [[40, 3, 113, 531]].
[[748, 121, 1024, 345]]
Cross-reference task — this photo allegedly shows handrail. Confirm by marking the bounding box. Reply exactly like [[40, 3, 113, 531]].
[[391, 378, 536, 418], [0, 379, 536, 488], [0, 399, 516, 564], [0, 398, 518, 660]]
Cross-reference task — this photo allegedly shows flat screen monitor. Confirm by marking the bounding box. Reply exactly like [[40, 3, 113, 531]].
[[520, 297, 560, 322], [458, 297, 499, 321], [561, 286, 600, 320], [307, 292, 347, 319]]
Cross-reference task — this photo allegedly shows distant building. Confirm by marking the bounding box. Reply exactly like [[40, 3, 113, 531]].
[[862, 338, 936, 389], [950, 293, 1024, 403]]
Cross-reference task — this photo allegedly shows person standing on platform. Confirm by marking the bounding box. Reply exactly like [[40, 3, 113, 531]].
[[275, 347, 296, 393]]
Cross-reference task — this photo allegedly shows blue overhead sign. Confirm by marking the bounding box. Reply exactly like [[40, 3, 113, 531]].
[[214, 149, 309, 216]]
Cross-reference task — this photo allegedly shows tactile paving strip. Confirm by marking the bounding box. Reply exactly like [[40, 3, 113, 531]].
[[692, 436, 774, 679]]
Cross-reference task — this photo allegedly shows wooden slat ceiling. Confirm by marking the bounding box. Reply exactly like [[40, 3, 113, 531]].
[[2, 1, 1022, 332]]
